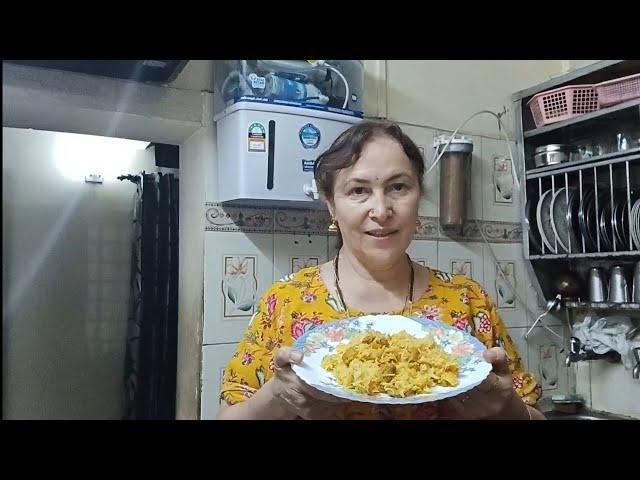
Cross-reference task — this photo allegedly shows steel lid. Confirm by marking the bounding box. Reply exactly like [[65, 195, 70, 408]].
[[534, 144, 576, 154], [434, 134, 474, 153]]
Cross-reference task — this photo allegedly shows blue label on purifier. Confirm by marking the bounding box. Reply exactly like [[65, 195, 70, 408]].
[[301, 159, 316, 172], [299, 123, 321, 149]]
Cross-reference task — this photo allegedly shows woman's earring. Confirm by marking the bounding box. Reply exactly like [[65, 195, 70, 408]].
[[415, 218, 421, 233], [328, 218, 339, 233]]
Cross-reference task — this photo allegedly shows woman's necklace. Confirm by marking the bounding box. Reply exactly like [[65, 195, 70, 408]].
[[333, 250, 415, 317]]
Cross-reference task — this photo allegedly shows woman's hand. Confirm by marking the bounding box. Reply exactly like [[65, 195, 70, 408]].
[[443, 347, 531, 420], [267, 347, 347, 420]]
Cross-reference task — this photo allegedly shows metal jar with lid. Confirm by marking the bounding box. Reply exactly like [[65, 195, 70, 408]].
[[435, 134, 474, 234], [533, 144, 578, 167]]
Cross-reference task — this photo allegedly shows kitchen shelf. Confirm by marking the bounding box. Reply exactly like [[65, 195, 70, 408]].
[[516, 61, 640, 320], [525, 150, 640, 179], [564, 301, 640, 310], [512, 61, 626, 102], [523, 97, 640, 139], [529, 251, 640, 260]]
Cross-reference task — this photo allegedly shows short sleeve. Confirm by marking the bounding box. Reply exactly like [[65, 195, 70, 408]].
[[466, 282, 542, 406], [219, 284, 284, 405]]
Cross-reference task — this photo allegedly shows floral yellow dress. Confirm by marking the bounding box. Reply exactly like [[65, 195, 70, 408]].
[[220, 265, 542, 419]]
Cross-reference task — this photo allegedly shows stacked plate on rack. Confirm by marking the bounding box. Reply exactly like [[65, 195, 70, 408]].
[[535, 189, 557, 253], [551, 187, 581, 253], [578, 189, 599, 251], [525, 199, 543, 254], [631, 198, 640, 250], [530, 186, 640, 254]]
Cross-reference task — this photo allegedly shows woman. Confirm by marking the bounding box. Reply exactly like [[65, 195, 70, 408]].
[[217, 120, 544, 420]]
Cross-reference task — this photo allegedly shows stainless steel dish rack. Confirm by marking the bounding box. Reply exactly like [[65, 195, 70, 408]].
[[525, 151, 640, 259], [513, 60, 640, 330]]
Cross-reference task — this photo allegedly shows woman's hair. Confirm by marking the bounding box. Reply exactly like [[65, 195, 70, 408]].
[[314, 120, 425, 201], [314, 120, 425, 250]]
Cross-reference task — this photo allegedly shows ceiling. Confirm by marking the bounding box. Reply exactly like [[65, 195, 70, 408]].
[[4, 60, 191, 85]]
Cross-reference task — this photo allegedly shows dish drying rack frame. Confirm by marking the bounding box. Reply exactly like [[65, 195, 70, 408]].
[[512, 61, 640, 365], [526, 152, 639, 258]]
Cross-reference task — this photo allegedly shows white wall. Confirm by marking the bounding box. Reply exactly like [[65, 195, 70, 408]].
[[2, 127, 155, 419], [561, 60, 600, 73], [176, 102, 213, 419], [575, 338, 640, 419], [369, 60, 563, 139]]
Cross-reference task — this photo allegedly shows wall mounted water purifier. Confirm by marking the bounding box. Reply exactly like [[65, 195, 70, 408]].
[[214, 102, 361, 207], [213, 60, 364, 207]]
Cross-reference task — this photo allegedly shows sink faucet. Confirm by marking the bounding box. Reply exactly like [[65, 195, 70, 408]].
[[565, 337, 622, 367], [566, 337, 582, 367], [633, 348, 640, 380]]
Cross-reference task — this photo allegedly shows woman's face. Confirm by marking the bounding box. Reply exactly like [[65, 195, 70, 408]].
[[328, 136, 421, 270]]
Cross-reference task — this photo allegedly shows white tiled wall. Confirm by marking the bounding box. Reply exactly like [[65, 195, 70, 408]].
[[203, 232, 274, 345], [201, 232, 549, 416], [526, 325, 572, 399], [273, 234, 328, 281], [328, 234, 340, 260], [508, 327, 530, 371], [482, 244, 528, 329], [481, 137, 520, 223], [573, 332, 640, 418], [525, 267, 563, 327], [201, 343, 238, 420], [407, 240, 438, 269], [437, 241, 485, 285], [574, 362, 592, 406], [587, 361, 640, 418], [399, 123, 438, 217]]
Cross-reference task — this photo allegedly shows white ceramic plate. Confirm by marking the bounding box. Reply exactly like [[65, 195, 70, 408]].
[[550, 187, 580, 253], [537, 189, 557, 253], [291, 315, 492, 405], [632, 199, 640, 250]]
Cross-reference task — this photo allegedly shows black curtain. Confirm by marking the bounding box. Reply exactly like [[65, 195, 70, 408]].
[[121, 172, 179, 420]]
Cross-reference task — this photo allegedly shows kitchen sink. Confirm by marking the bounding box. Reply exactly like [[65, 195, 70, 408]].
[[542, 410, 634, 420]]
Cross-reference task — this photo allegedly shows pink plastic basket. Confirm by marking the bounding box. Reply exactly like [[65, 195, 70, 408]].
[[595, 73, 640, 107], [527, 84, 599, 128]]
